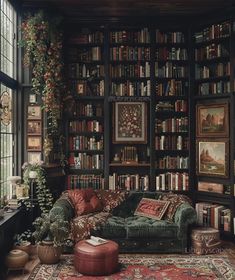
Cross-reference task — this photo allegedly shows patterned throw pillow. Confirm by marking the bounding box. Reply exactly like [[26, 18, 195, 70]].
[[95, 190, 127, 212], [134, 198, 170, 220], [159, 192, 192, 222], [68, 189, 103, 216]]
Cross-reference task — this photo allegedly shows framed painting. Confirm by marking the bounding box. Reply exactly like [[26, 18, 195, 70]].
[[27, 120, 42, 135], [77, 81, 86, 95], [27, 105, 42, 120], [196, 103, 229, 137], [27, 136, 42, 151], [113, 102, 147, 143], [28, 152, 42, 163], [196, 139, 229, 178]]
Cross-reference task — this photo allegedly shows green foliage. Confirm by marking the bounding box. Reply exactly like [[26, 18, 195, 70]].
[[33, 212, 69, 247], [22, 162, 53, 214], [14, 229, 33, 245]]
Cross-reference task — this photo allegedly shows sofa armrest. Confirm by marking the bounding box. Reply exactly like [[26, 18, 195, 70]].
[[50, 196, 75, 222], [173, 203, 197, 238]]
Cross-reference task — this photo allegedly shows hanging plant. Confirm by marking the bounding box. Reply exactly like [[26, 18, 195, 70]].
[[20, 11, 65, 135]]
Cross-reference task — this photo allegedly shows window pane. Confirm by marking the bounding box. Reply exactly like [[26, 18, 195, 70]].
[[0, 0, 15, 78]]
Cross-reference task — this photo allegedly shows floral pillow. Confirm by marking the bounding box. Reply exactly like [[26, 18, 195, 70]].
[[159, 192, 192, 222], [95, 190, 127, 212], [68, 189, 103, 216]]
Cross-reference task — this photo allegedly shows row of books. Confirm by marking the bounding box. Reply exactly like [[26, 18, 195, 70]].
[[111, 80, 151, 96], [69, 120, 103, 133], [71, 103, 103, 117], [156, 47, 188, 61], [67, 175, 104, 189], [68, 47, 103, 61], [119, 146, 138, 162], [155, 100, 188, 112], [69, 31, 104, 44], [156, 80, 188, 97], [156, 30, 185, 44], [109, 173, 149, 191], [198, 81, 231, 95], [70, 80, 105, 96], [194, 21, 230, 43], [195, 43, 229, 61], [196, 202, 231, 232], [110, 47, 150, 61], [155, 62, 187, 78], [110, 62, 150, 78], [155, 117, 188, 133], [155, 172, 189, 191], [69, 136, 103, 151], [155, 156, 189, 169], [68, 63, 104, 79], [195, 62, 230, 79], [155, 135, 189, 150], [110, 29, 150, 44], [69, 153, 104, 169]]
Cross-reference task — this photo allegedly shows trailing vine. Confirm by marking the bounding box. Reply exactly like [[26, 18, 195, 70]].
[[20, 11, 65, 135]]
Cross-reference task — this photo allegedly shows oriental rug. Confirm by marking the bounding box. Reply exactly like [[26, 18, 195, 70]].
[[27, 254, 235, 280]]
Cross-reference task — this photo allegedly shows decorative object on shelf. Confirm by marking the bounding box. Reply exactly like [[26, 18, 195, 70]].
[[22, 161, 53, 213], [29, 93, 37, 104], [5, 249, 29, 271], [198, 181, 223, 194], [20, 10, 65, 136], [7, 176, 22, 199], [33, 211, 69, 264], [43, 135, 53, 165], [196, 139, 229, 178], [196, 103, 229, 137], [113, 102, 147, 143]]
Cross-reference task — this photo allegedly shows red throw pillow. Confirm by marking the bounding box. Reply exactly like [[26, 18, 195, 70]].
[[68, 189, 103, 216], [134, 198, 170, 220]]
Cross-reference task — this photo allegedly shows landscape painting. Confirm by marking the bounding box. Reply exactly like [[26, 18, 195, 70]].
[[197, 139, 229, 178], [196, 103, 229, 137]]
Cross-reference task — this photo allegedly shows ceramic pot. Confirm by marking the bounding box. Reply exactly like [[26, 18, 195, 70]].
[[14, 241, 31, 255], [37, 241, 61, 264], [5, 249, 29, 269], [29, 171, 37, 179]]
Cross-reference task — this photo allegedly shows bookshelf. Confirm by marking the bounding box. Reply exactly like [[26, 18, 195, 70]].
[[193, 19, 235, 239], [66, 28, 105, 189], [154, 29, 190, 192]]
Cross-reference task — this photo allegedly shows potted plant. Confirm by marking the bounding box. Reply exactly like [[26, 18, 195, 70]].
[[13, 229, 33, 255], [22, 161, 53, 214], [33, 210, 69, 264]]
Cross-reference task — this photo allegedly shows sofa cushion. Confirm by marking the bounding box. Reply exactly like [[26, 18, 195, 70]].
[[159, 192, 192, 222], [95, 189, 127, 212], [125, 216, 178, 238], [112, 191, 161, 218], [134, 198, 170, 220], [100, 216, 126, 238], [68, 189, 103, 216]]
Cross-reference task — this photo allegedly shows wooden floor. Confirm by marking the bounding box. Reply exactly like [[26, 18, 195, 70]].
[[4, 242, 235, 280]]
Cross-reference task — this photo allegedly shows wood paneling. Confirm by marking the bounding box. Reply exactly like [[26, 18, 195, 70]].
[[20, 0, 233, 18]]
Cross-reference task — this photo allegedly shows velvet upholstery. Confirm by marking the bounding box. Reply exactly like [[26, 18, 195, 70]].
[[52, 190, 197, 253]]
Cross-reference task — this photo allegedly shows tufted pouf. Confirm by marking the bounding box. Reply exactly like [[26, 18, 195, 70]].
[[74, 239, 119, 276]]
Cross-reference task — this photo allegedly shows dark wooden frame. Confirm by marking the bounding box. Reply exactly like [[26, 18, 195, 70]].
[[27, 136, 42, 151], [27, 105, 42, 120], [196, 139, 229, 178], [196, 102, 229, 137], [113, 101, 147, 144], [27, 120, 42, 135]]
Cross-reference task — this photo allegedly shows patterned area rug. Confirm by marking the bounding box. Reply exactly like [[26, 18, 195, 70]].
[[28, 254, 235, 280]]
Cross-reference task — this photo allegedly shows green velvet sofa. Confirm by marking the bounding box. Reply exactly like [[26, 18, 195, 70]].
[[51, 191, 197, 253]]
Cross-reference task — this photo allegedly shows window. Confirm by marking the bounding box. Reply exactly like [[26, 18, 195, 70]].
[[0, 0, 17, 200]]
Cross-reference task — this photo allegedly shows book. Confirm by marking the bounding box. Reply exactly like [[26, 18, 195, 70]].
[[86, 236, 108, 246]]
